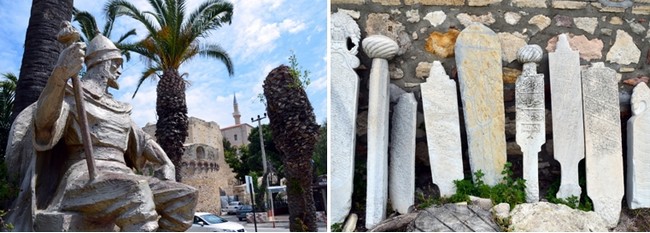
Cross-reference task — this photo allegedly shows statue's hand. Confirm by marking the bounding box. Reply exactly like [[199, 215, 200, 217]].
[[54, 42, 86, 81], [154, 164, 175, 181]]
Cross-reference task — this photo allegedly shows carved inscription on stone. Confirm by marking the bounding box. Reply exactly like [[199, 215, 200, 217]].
[[548, 34, 584, 199], [421, 61, 464, 197], [515, 45, 545, 203], [455, 23, 506, 186], [330, 12, 361, 224], [582, 62, 624, 228]]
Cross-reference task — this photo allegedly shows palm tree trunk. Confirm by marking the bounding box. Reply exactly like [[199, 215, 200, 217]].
[[156, 69, 189, 182], [285, 156, 317, 232], [12, 0, 73, 122]]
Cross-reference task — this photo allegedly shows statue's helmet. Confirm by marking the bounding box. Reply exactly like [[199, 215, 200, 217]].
[[85, 34, 122, 69]]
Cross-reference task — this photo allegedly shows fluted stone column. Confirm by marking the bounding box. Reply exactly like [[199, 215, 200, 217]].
[[515, 45, 545, 203], [362, 35, 398, 229]]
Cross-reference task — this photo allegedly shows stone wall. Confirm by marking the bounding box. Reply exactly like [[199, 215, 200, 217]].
[[143, 117, 237, 214], [332, 0, 650, 195]]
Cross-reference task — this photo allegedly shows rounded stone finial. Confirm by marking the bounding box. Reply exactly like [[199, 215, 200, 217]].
[[517, 44, 543, 64], [362, 35, 399, 59]]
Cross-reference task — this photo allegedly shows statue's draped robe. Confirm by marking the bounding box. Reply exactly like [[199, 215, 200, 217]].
[[5, 86, 197, 231]]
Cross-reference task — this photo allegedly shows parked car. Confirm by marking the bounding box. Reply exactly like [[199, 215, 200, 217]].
[[225, 201, 242, 215], [188, 212, 245, 232], [236, 205, 253, 221]]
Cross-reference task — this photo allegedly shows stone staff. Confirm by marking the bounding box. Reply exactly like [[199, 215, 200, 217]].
[[56, 21, 97, 180]]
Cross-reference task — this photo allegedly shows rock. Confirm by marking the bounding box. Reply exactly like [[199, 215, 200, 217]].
[[507, 141, 523, 156], [415, 62, 433, 80], [607, 30, 641, 65], [468, 0, 502, 6], [623, 76, 650, 86], [424, 29, 460, 58], [505, 12, 522, 25], [412, 32, 418, 40], [630, 21, 646, 34], [406, 9, 420, 23], [456, 12, 496, 27], [511, 0, 547, 8], [602, 28, 613, 36], [408, 204, 500, 232], [498, 32, 528, 63], [610, 16, 624, 25], [554, 15, 573, 27], [390, 64, 404, 80], [546, 34, 603, 61], [343, 213, 358, 232], [508, 202, 609, 232], [491, 203, 510, 222], [365, 13, 411, 55], [337, 9, 361, 19], [574, 17, 598, 34], [423, 11, 446, 27], [503, 67, 522, 84], [469, 196, 494, 211], [528, 15, 551, 31]]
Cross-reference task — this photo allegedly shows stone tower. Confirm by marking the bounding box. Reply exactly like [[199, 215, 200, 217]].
[[233, 94, 241, 125]]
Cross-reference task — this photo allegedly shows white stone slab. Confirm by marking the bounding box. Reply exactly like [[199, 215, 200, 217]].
[[515, 45, 545, 203], [389, 93, 416, 214], [330, 12, 361, 224], [627, 82, 650, 209], [582, 62, 624, 228], [421, 61, 464, 197], [455, 23, 507, 186], [363, 35, 398, 229], [548, 34, 584, 199]]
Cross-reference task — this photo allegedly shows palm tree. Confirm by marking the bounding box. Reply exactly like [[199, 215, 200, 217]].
[[263, 65, 319, 232], [106, 0, 235, 182], [72, 8, 137, 62], [12, 0, 74, 122], [0, 73, 17, 158]]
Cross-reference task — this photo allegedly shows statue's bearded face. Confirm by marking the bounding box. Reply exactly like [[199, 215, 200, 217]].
[[107, 59, 122, 89]]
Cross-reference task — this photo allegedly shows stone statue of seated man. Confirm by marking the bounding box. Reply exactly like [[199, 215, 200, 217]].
[[5, 30, 198, 231]]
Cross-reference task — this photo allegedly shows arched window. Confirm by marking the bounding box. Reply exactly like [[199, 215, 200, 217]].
[[197, 146, 205, 160], [234, 134, 238, 141]]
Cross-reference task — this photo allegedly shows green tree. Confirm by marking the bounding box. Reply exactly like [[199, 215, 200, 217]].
[[106, 0, 235, 181], [0, 73, 18, 212], [312, 122, 326, 176], [72, 8, 137, 61], [224, 125, 284, 183], [263, 64, 319, 232]]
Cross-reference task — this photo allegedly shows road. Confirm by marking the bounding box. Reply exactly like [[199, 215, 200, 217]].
[[220, 213, 327, 232]]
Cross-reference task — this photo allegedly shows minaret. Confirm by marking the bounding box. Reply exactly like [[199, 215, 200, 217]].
[[233, 94, 241, 125]]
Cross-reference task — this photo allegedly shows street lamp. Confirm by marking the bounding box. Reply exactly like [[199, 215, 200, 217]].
[[251, 113, 275, 227]]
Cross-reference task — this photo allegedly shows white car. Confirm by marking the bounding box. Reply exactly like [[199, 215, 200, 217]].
[[188, 212, 246, 232]]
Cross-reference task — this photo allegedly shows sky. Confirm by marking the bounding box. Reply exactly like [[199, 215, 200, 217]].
[[0, 0, 327, 128]]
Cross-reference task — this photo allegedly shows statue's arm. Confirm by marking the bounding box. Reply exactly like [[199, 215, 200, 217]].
[[129, 123, 175, 181], [33, 42, 85, 148]]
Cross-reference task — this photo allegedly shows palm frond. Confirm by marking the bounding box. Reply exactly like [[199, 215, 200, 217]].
[[73, 9, 100, 41], [184, 0, 233, 38], [116, 29, 137, 44], [147, 0, 167, 26], [105, 0, 159, 36], [199, 43, 234, 76], [132, 67, 161, 98]]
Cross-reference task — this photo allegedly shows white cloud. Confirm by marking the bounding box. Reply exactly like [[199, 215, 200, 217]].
[[280, 19, 306, 34]]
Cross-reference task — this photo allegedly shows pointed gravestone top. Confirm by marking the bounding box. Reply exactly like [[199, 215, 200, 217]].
[[548, 33, 584, 199], [455, 23, 506, 186], [421, 61, 464, 197]]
